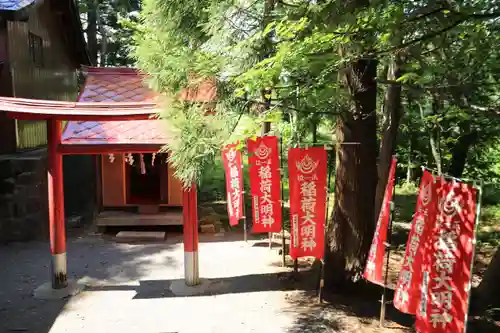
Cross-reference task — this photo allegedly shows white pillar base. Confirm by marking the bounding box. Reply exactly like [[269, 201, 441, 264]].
[[33, 280, 84, 300], [184, 251, 200, 286], [51, 252, 68, 289]]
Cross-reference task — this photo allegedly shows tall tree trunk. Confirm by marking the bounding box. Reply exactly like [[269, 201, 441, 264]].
[[97, 3, 107, 66], [260, 0, 274, 135], [476, 248, 500, 309], [311, 119, 318, 144], [448, 130, 477, 178], [418, 97, 442, 174], [374, 56, 403, 220], [324, 58, 378, 288], [86, 0, 98, 65], [429, 96, 442, 174]]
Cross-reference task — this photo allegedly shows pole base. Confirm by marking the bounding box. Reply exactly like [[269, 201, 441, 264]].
[[184, 251, 200, 286], [169, 278, 226, 297], [33, 280, 84, 300]]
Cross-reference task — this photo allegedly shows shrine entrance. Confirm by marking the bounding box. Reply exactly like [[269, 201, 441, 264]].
[[126, 153, 165, 205]]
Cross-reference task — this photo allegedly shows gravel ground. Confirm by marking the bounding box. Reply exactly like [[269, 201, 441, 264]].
[[0, 230, 411, 333]]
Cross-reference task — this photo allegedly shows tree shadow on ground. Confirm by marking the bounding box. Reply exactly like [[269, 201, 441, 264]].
[[0, 231, 178, 333], [85, 269, 315, 299], [287, 279, 500, 333]]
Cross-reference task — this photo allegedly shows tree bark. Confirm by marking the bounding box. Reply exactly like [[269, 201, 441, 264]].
[[448, 130, 477, 178], [86, 0, 98, 65], [429, 96, 442, 174], [374, 56, 403, 220], [324, 58, 378, 288], [476, 247, 500, 309]]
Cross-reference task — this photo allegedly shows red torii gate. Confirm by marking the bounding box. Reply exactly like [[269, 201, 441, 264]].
[[0, 96, 200, 295]]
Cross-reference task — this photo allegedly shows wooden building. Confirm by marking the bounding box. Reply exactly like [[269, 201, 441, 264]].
[[0, 0, 92, 242], [0, 0, 89, 152], [62, 66, 216, 226]]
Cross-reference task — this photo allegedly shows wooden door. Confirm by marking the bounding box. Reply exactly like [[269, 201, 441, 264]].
[[101, 154, 126, 206]]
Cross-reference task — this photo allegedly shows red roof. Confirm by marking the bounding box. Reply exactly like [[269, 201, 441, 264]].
[[62, 67, 215, 146]]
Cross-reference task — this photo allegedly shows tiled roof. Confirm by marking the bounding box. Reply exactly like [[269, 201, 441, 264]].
[[77, 67, 158, 103], [62, 67, 215, 146], [0, 0, 36, 11], [62, 120, 173, 145]]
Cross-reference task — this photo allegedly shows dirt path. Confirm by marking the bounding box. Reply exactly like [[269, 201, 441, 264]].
[[0, 230, 410, 333]]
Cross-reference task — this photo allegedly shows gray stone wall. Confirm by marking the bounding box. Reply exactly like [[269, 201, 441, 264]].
[[0, 151, 98, 244], [0, 150, 49, 243]]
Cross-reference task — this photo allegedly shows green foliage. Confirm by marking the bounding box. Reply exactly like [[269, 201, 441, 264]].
[[133, 0, 500, 212]]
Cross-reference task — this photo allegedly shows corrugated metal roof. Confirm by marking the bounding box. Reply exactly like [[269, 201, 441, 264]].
[[62, 67, 216, 146], [0, 0, 36, 11]]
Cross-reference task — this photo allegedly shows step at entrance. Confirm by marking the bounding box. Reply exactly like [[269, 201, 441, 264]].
[[115, 231, 166, 242]]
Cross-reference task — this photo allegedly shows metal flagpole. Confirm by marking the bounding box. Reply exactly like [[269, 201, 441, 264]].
[[280, 136, 286, 267], [242, 188, 248, 243], [379, 178, 397, 327], [463, 180, 483, 333]]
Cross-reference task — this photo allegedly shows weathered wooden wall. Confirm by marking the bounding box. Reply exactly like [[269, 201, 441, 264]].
[[6, 2, 79, 150]]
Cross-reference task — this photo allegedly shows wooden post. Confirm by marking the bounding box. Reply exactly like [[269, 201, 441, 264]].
[[183, 184, 200, 286], [47, 119, 67, 289]]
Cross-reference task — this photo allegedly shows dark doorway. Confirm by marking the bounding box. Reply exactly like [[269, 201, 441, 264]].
[[127, 153, 166, 205]]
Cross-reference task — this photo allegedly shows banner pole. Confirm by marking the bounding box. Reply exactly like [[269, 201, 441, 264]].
[[318, 146, 333, 303], [280, 136, 286, 267], [379, 179, 396, 327], [242, 189, 247, 243], [463, 180, 483, 333]]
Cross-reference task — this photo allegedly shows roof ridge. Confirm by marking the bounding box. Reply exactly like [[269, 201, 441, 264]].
[[82, 66, 143, 75]]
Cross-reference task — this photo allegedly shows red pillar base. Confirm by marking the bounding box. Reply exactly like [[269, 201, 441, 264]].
[[183, 184, 199, 286]]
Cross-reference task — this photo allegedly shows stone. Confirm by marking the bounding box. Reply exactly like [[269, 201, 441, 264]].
[[33, 280, 84, 300], [200, 224, 216, 234], [199, 212, 221, 226], [16, 172, 36, 185], [0, 178, 16, 195], [67, 216, 83, 228]]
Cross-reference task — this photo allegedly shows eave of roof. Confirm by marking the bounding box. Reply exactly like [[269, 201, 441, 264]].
[[0, 97, 159, 121]]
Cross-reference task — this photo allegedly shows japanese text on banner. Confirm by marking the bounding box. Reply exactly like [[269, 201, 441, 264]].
[[288, 147, 327, 260], [248, 136, 282, 233], [415, 180, 477, 333], [222, 144, 244, 226], [394, 170, 439, 315]]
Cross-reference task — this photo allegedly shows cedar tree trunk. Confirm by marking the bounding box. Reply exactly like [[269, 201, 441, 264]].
[[448, 130, 477, 178], [324, 58, 378, 288], [374, 56, 403, 220], [86, 0, 98, 65], [476, 248, 500, 309]]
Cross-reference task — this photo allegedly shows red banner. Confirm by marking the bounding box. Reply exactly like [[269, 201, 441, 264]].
[[364, 157, 397, 285], [394, 170, 439, 314], [248, 136, 282, 233], [222, 143, 244, 226], [415, 179, 477, 333], [288, 147, 327, 260]]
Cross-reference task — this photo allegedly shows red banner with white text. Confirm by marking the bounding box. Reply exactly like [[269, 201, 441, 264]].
[[394, 170, 439, 314], [288, 147, 327, 260], [248, 136, 282, 233], [364, 157, 397, 285], [222, 143, 244, 226], [415, 179, 477, 333]]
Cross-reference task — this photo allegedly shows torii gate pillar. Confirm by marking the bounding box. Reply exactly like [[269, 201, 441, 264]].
[[183, 184, 200, 286], [47, 119, 68, 289]]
